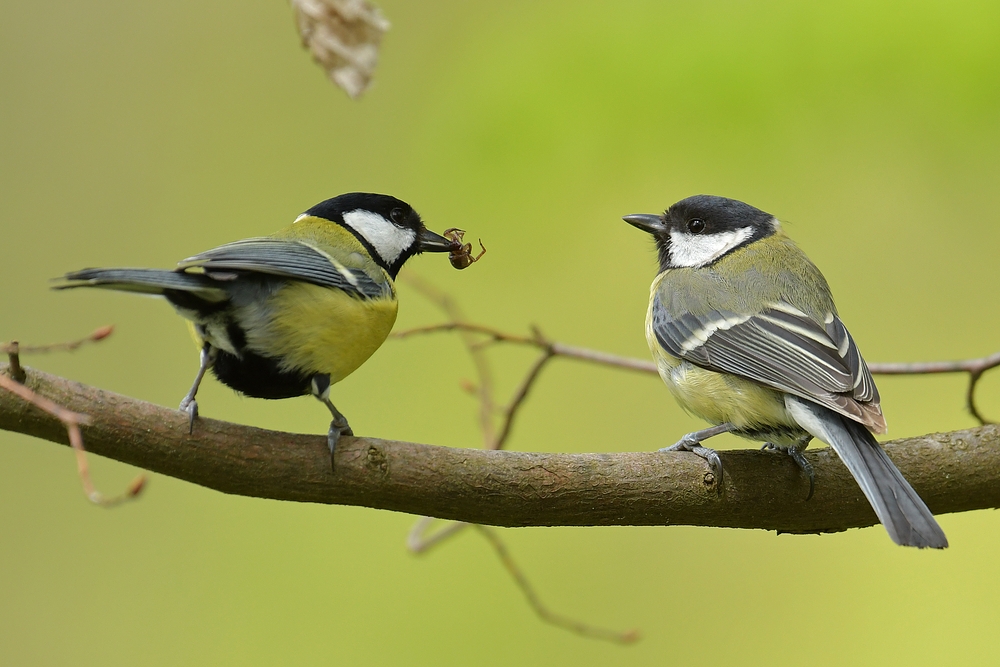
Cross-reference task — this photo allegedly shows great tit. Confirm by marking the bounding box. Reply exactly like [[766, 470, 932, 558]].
[[56, 193, 455, 463], [624, 195, 947, 549]]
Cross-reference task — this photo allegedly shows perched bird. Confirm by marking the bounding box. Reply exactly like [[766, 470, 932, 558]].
[[624, 195, 947, 548], [56, 193, 455, 461]]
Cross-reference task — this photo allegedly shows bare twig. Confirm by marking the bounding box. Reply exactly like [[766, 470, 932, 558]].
[[394, 321, 1000, 424], [869, 351, 1000, 425], [1, 325, 115, 355], [474, 525, 641, 644], [406, 518, 640, 643], [867, 351, 1000, 375], [0, 369, 144, 506], [400, 274, 498, 446], [493, 347, 555, 451], [6, 341, 25, 383], [1, 328, 143, 506], [406, 517, 469, 553], [398, 277, 638, 642], [968, 370, 992, 426]]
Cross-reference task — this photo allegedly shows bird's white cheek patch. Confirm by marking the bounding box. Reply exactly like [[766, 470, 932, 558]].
[[341, 209, 416, 265], [668, 227, 752, 268]]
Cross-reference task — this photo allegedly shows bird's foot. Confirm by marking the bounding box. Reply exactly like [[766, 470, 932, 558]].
[[178, 343, 215, 436], [178, 396, 199, 435], [660, 431, 725, 494], [327, 416, 354, 470], [762, 442, 815, 501]]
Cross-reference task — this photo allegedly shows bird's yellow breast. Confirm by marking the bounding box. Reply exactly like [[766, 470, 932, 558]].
[[251, 282, 398, 385], [236, 215, 400, 385]]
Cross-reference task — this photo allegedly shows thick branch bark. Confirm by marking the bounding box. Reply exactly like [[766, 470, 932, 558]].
[[2, 364, 998, 533]]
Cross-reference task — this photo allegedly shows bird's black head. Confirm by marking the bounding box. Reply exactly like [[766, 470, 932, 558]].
[[304, 193, 452, 277], [623, 195, 778, 271]]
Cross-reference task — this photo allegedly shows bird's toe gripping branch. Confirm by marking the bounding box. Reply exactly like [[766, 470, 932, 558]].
[[659, 423, 735, 494], [311, 373, 353, 469]]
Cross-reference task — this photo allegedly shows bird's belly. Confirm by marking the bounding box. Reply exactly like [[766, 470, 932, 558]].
[[651, 349, 806, 446], [244, 283, 398, 385]]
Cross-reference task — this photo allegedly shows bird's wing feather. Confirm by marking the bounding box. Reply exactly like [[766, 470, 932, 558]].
[[178, 238, 389, 300], [651, 295, 884, 431]]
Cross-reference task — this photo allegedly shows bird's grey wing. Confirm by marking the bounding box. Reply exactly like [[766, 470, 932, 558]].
[[178, 238, 390, 300], [651, 295, 884, 431]]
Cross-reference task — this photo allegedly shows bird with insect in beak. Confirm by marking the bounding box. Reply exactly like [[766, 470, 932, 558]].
[[624, 194, 947, 548], [56, 193, 459, 467]]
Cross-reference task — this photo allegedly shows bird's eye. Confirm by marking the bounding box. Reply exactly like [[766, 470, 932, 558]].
[[389, 207, 407, 225], [687, 219, 706, 233]]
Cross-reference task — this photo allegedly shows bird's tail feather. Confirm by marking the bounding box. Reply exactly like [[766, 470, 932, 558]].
[[54, 268, 226, 301], [786, 395, 947, 549]]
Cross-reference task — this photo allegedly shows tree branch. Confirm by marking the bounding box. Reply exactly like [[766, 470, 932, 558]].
[[3, 364, 998, 533]]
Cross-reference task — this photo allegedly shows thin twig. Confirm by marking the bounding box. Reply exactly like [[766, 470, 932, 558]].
[[870, 351, 1000, 425], [6, 341, 25, 382], [548, 342, 658, 373], [1, 328, 143, 506], [393, 321, 1000, 424], [2, 325, 114, 355], [492, 348, 555, 450], [0, 369, 145, 506], [474, 525, 641, 645], [399, 274, 498, 445], [967, 370, 991, 426], [395, 321, 670, 374], [407, 517, 469, 553], [397, 277, 639, 641], [867, 351, 1000, 375]]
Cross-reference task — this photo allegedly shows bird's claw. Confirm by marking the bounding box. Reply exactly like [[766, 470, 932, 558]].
[[762, 443, 815, 501], [787, 446, 815, 501], [660, 436, 724, 494], [327, 418, 354, 470], [179, 397, 198, 435]]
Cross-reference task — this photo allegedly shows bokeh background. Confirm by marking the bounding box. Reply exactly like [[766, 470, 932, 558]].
[[3, 0, 1000, 664]]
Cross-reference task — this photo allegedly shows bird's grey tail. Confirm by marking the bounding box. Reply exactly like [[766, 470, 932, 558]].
[[54, 268, 226, 301], [786, 395, 947, 549]]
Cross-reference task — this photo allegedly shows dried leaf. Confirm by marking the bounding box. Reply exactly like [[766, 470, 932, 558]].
[[291, 0, 390, 99]]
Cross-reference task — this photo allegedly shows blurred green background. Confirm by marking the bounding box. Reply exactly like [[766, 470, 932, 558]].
[[2, 0, 1000, 664]]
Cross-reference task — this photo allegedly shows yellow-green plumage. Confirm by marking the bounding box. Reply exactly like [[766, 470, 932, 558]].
[[645, 231, 835, 446], [259, 280, 397, 384], [246, 216, 398, 384]]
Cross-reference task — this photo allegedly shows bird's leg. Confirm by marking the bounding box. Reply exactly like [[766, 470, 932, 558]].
[[178, 343, 217, 434], [660, 423, 734, 492], [311, 374, 353, 470], [761, 435, 815, 500]]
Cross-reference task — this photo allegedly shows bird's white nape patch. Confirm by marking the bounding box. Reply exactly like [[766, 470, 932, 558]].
[[341, 209, 417, 265], [668, 227, 753, 268]]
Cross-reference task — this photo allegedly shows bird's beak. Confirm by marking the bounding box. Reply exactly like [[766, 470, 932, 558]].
[[418, 228, 455, 253], [623, 213, 668, 235]]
